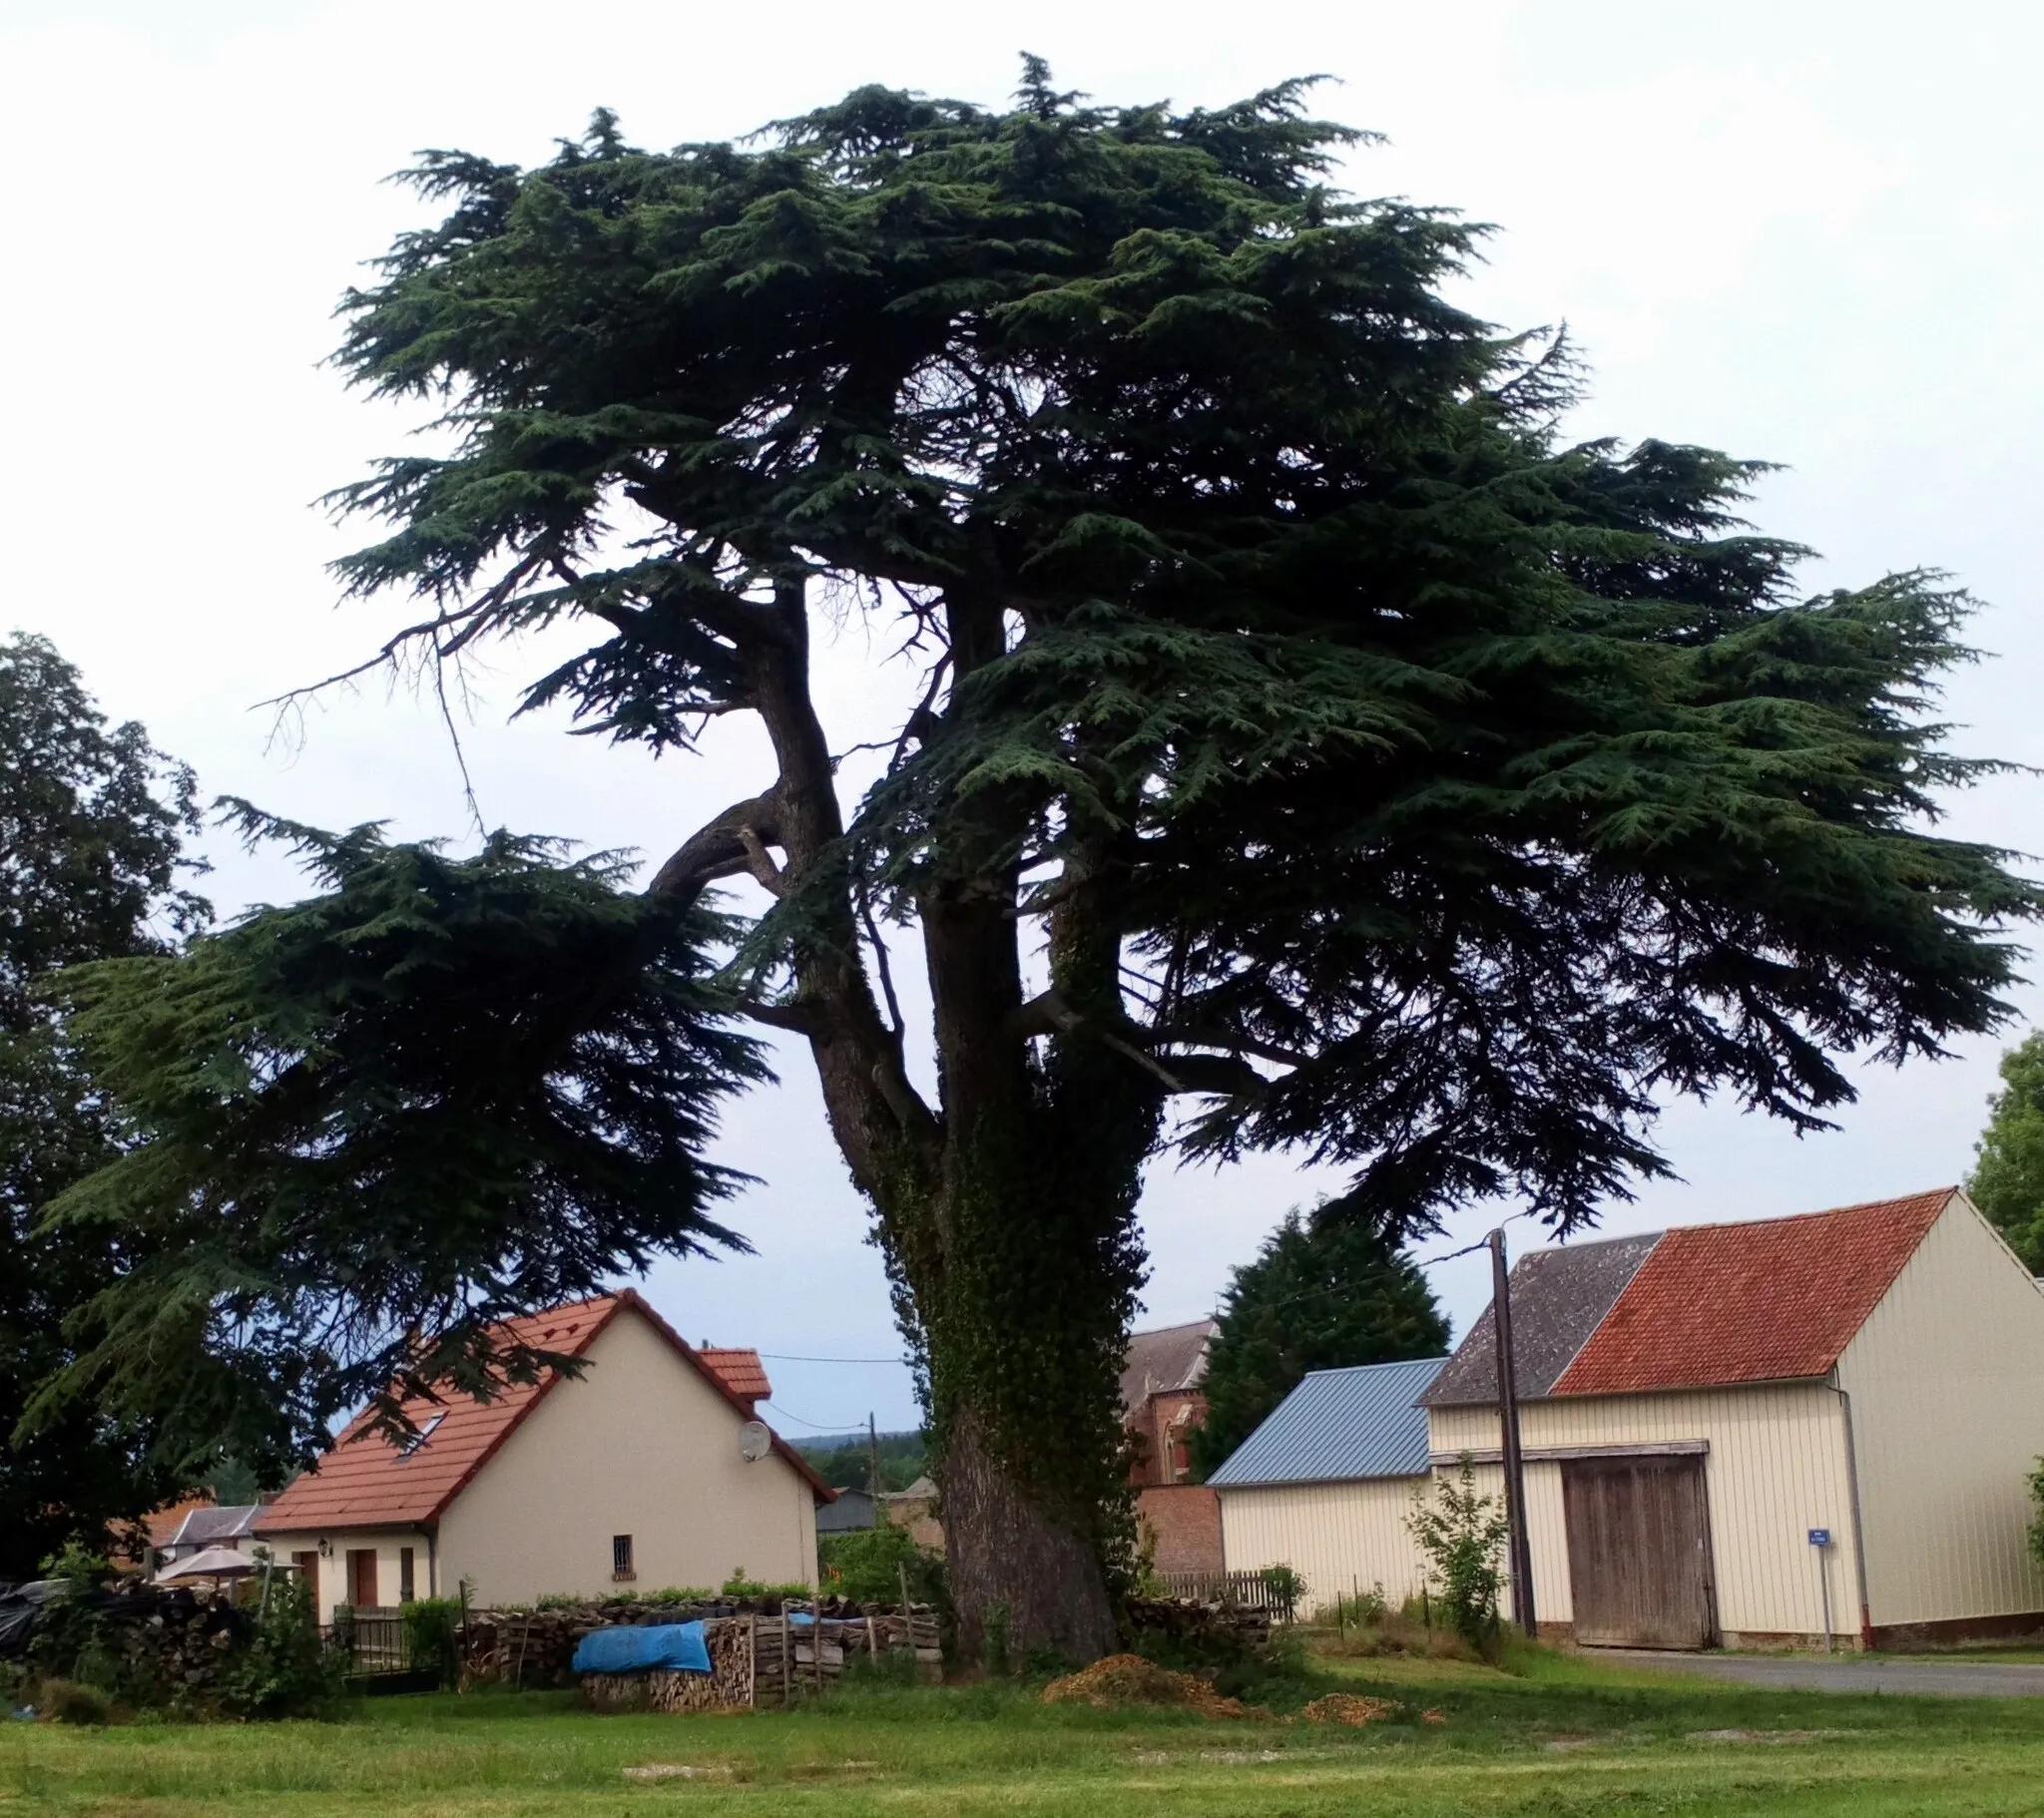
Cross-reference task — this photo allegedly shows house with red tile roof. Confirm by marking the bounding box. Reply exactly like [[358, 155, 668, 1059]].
[[1218, 1188, 2044, 1650], [254, 1290, 832, 1623]]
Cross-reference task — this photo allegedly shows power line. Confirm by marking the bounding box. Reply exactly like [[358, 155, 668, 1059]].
[[762, 1398, 876, 1433], [758, 1215, 1533, 1381]]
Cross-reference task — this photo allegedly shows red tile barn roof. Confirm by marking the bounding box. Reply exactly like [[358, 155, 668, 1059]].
[[1551, 1189, 1956, 1396], [254, 1291, 827, 1535]]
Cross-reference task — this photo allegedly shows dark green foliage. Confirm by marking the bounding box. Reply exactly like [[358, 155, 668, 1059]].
[[323, 71, 2030, 1240], [70, 63, 2038, 1653], [1258, 1565, 1303, 1620], [222, 1572, 346, 1718], [2028, 1458, 2044, 1569], [1970, 1032, 2044, 1271], [798, 1431, 927, 1493], [1127, 1620, 1314, 1708], [41, 1677, 115, 1725], [0, 634, 209, 1577], [1189, 1202, 1448, 1481], [400, 1595, 464, 1689], [719, 1569, 815, 1599], [818, 1524, 946, 1604], [26, 1543, 118, 1691], [35, 807, 766, 1468]]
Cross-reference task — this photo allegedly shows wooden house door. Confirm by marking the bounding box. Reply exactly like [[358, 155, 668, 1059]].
[[291, 1552, 319, 1615], [347, 1548, 380, 1609], [1562, 1455, 1716, 1649]]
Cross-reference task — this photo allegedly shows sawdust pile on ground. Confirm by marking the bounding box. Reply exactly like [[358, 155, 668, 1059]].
[[1040, 1654, 1254, 1717], [1297, 1693, 1403, 1726]]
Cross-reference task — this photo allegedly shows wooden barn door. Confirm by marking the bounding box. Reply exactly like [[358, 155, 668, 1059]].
[[1562, 1455, 1716, 1649]]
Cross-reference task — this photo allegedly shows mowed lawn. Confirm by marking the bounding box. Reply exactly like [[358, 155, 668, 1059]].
[[11, 1647, 2044, 1817]]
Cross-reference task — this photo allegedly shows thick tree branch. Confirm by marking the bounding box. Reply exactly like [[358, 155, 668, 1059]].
[[1007, 990, 1279, 1098], [733, 999, 819, 1035], [647, 791, 783, 903], [735, 825, 789, 898]]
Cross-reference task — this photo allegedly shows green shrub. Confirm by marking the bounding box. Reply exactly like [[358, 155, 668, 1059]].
[[982, 1600, 1011, 1677], [639, 1586, 716, 1605], [401, 1596, 463, 1688], [839, 1642, 917, 1688], [27, 1544, 114, 1688], [1407, 1456, 1510, 1653], [2027, 1459, 2044, 1566], [222, 1572, 345, 1719], [1128, 1622, 1316, 1709], [1258, 1565, 1303, 1621], [1313, 1583, 1397, 1631], [43, 1678, 116, 1725], [817, 1525, 945, 1605], [720, 1569, 813, 1599]]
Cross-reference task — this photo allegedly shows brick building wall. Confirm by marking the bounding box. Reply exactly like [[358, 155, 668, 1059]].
[[1137, 1484, 1223, 1575]]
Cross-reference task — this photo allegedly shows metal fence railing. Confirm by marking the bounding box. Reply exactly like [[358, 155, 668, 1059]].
[[332, 1605, 409, 1675]]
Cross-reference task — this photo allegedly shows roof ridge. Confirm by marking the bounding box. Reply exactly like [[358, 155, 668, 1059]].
[[1550, 1189, 1951, 1397], [1531, 1228, 1665, 1254], [1299, 1354, 1451, 1381], [1638, 1186, 1956, 1238]]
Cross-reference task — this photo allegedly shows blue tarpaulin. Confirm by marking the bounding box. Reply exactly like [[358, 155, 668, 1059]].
[[571, 1621, 712, 1676]]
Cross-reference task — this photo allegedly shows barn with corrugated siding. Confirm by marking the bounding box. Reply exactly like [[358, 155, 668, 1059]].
[[1419, 1187, 2044, 1650], [1209, 1356, 1447, 1615]]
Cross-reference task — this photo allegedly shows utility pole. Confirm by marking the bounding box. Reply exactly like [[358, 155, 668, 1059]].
[[867, 1412, 880, 1500], [1490, 1227, 1537, 1638]]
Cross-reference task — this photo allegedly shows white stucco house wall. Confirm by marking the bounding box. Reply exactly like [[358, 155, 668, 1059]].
[[255, 1290, 830, 1622]]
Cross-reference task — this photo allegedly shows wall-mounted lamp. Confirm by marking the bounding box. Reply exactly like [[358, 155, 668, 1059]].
[[317, 1536, 333, 1559]]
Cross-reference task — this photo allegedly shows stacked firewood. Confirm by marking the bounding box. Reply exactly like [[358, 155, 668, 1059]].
[[107, 1591, 249, 1694], [751, 1607, 942, 1702], [581, 1618, 757, 1711], [1123, 1595, 1273, 1652], [470, 1600, 942, 1702]]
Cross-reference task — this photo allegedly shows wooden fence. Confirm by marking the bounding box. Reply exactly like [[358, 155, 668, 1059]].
[[1155, 1570, 1294, 1616]]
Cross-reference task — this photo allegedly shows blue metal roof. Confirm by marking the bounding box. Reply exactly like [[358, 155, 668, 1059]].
[[1206, 1356, 1448, 1488]]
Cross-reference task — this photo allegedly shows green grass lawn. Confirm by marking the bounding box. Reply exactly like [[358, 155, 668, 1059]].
[[10, 1645, 2044, 1816]]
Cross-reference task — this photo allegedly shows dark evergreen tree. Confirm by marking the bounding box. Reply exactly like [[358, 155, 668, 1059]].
[[1969, 1032, 2044, 1271], [1188, 1205, 1448, 1482], [38, 809, 766, 1471], [45, 68, 2038, 1655], [0, 634, 210, 1576]]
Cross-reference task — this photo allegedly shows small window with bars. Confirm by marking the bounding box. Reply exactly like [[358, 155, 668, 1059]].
[[611, 1534, 635, 1582]]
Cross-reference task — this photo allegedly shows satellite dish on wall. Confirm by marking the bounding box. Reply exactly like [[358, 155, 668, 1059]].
[[737, 1420, 771, 1463]]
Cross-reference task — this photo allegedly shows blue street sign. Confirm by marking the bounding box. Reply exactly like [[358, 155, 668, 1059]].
[[1808, 1528, 1831, 1547]]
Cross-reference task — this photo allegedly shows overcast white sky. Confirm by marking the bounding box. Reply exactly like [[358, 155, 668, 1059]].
[[3, 0, 2038, 1437]]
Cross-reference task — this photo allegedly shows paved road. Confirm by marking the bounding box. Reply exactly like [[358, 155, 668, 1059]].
[[1607, 1649, 2044, 1697]]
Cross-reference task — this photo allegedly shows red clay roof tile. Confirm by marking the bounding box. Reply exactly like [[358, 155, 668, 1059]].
[[697, 1348, 770, 1403], [254, 1293, 827, 1535], [1552, 1188, 1955, 1397]]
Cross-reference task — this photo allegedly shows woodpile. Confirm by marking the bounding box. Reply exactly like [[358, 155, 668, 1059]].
[[582, 1619, 756, 1711], [106, 1589, 249, 1695], [1123, 1595, 1272, 1653], [469, 1600, 942, 1705], [751, 1607, 941, 1703]]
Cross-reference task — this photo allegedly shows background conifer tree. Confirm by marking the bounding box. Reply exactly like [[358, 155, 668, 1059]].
[[0, 635, 210, 1575], [1969, 1032, 2044, 1271], [1189, 1204, 1447, 1482]]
